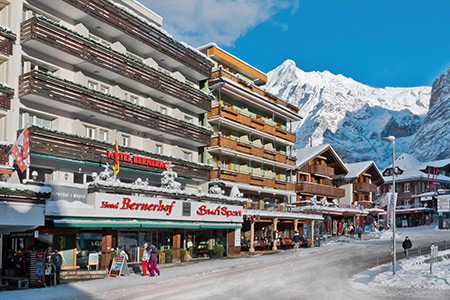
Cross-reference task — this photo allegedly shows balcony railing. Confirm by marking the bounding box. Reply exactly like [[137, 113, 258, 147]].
[[62, 0, 213, 77], [353, 182, 378, 193], [211, 69, 299, 114], [19, 71, 211, 146], [27, 126, 211, 181], [0, 30, 15, 56], [20, 16, 212, 112], [302, 164, 335, 177], [297, 181, 345, 198], [210, 136, 295, 166], [211, 169, 295, 191], [208, 103, 296, 143], [0, 86, 14, 110]]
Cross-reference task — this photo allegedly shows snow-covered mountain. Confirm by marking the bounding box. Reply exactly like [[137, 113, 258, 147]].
[[408, 67, 450, 161], [265, 60, 432, 168]]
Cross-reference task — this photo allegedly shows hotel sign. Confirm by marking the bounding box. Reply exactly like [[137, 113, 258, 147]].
[[107, 150, 169, 169], [92, 193, 243, 223]]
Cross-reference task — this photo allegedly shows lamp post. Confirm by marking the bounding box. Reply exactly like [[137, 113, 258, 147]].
[[382, 135, 396, 275]]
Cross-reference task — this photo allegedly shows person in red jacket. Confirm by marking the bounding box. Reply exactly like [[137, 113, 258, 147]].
[[141, 243, 151, 276], [149, 246, 160, 277]]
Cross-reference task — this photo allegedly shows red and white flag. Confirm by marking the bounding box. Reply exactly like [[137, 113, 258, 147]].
[[11, 127, 30, 173]]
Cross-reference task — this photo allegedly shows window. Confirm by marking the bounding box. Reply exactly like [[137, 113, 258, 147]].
[[88, 81, 98, 91], [130, 95, 139, 104], [99, 130, 108, 141], [389, 185, 392, 192], [404, 183, 410, 193], [184, 115, 193, 123], [29, 113, 53, 129], [30, 63, 53, 74], [86, 126, 95, 139], [122, 135, 130, 146], [183, 151, 192, 162], [376, 186, 380, 195], [159, 106, 167, 115], [100, 85, 110, 94], [156, 144, 163, 154]]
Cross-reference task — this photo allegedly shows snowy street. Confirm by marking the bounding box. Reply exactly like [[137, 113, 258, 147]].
[[1, 225, 449, 300]]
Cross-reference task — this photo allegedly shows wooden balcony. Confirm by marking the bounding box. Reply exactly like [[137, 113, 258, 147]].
[[210, 136, 295, 166], [20, 17, 212, 113], [0, 86, 14, 110], [297, 181, 345, 198], [27, 126, 211, 181], [208, 104, 296, 143], [211, 69, 299, 114], [0, 143, 11, 165], [19, 71, 211, 147], [61, 0, 213, 78], [302, 164, 335, 177], [211, 169, 296, 191], [353, 182, 377, 193], [0, 30, 15, 56]]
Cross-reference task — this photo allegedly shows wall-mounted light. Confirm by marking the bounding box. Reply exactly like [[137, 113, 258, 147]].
[[31, 171, 38, 181]]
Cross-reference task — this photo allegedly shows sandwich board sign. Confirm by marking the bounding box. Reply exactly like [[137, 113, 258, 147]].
[[109, 256, 129, 277]]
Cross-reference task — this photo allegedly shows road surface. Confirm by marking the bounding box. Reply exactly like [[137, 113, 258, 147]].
[[1, 226, 449, 300]]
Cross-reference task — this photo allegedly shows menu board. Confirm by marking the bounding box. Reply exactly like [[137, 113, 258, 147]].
[[109, 257, 129, 277]]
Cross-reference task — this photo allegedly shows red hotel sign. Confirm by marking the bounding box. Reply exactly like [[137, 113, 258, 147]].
[[107, 150, 169, 169]]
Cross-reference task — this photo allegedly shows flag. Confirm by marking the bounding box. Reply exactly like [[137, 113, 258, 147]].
[[112, 137, 119, 176], [11, 127, 30, 173]]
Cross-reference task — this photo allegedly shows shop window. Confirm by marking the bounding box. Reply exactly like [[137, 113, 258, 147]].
[[77, 232, 102, 269]]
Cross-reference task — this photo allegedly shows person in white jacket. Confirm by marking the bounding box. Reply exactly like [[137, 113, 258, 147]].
[[141, 243, 151, 276]]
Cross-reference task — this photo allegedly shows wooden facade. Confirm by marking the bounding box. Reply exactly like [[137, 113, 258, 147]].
[[62, 0, 213, 77], [0, 87, 14, 111], [0, 30, 15, 56], [211, 169, 295, 191], [210, 136, 295, 165], [208, 103, 296, 143], [210, 69, 298, 114], [19, 71, 211, 146], [28, 126, 211, 181], [297, 181, 345, 198], [20, 17, 212, 112]]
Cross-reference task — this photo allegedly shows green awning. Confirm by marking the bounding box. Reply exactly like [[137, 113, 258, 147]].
[[52, 217, 241, 229]]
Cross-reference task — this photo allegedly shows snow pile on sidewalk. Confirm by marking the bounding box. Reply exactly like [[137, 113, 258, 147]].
[[368, 230, 401, 240], [355, 250, 450, 290]]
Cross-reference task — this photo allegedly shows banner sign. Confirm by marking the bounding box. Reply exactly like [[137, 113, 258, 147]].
[[35, 253, 45, 285]]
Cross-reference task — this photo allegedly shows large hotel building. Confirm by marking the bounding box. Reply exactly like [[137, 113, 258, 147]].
[[0, 0, 245, 277]]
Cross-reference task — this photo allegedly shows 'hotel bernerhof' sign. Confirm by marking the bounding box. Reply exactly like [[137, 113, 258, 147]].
[[51, 193, 242, 223]]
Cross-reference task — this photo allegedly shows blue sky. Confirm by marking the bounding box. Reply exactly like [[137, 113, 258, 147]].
[[148, 0, 450, 88]]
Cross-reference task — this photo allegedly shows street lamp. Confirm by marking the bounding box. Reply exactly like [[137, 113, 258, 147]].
[[382, 135, 396, 275]]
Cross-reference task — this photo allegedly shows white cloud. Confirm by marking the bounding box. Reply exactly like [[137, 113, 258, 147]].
[[142, 0, 299, 47]]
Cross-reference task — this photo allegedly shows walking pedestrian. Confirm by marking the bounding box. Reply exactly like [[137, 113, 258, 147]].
[[51, 249, 63, 284], [293, 231, 301, 250], [402, 236, 412, 259], [141, 243, 151, 276], [357, 225, 363, 240], [149, 246, 160, 276], [349, 224, 355, 239], [342, 222, 347, 237]]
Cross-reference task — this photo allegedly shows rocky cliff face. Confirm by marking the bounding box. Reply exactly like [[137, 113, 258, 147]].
[[408, 67, 450, 161], [265, 60, 432, 168]]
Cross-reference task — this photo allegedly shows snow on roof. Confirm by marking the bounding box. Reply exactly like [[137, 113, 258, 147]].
[[419, 158, 450, 170], [344, 161, 383, 182], [295, 144, 348, 173], [0, 182, 52, 193], [383, 153, 450, 183]]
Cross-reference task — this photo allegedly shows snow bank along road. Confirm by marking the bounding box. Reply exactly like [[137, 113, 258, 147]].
[[1, 226, 449, 300]]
